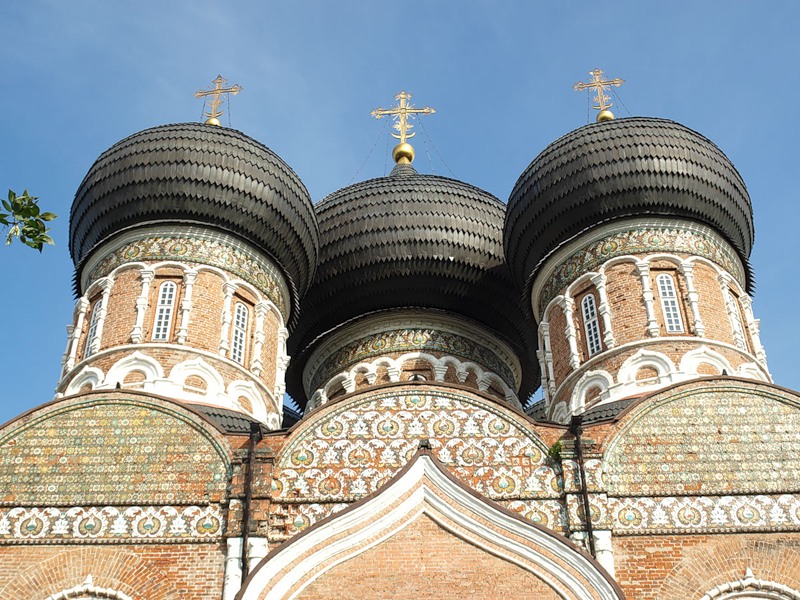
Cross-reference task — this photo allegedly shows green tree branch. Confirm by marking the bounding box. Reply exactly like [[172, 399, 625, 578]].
[[1, 189, 56, 251]]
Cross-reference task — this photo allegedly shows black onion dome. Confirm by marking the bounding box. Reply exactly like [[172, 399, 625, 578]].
[[70, 123, 319, 315], [505, 117, 754, 295], [287, 163, 539, 404]]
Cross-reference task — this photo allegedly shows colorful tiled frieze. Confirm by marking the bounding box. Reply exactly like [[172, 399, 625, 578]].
[[539, 225, 744, 311], [0, 397, 230, 505], [0, 504, 224, 542], [603, 383, 800, 497], [309, 328, 518, 392], [88, 229, 289, 318], [271, 390, 560, 507], [610, 494, 800, 534]]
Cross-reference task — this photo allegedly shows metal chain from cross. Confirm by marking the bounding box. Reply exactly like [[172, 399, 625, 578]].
[[195, 75, 243, 125], [371, 91, 435, 145], [573, 68, 624, 121]]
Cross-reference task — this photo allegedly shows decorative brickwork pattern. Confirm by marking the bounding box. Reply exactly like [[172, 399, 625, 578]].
[[309, 327, 518, 392], [538, 225, 744, 315], [269, 388, 561, 539], [88, 232, 290, 318], [604, 381, 800, 497], [0, 394, 231, 506]]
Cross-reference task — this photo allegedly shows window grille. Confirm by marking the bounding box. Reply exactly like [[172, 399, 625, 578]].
[[84, 300, 102, 358], [656, 274, 684, 333], [581, 293, 603, 356], [152, 281, 177, 341], [231, 302, 249, 364]]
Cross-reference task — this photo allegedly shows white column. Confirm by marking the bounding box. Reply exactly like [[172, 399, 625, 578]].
[[539, 320, 556, 400], [594, 530, 615, 578], [274, 325, 290, 398], [86, 277, 114, 357], [247, 537, 269, 572], [679, 262, 705, 337], [130, 269, 154, 344], [636, 261, 659, 337], [718, 273, 747, 350], [558, 296, 581, 369], [63, 297, 90, 372], [250, 301, 271, 376], [740, 294, 768, 367], [219, 282, 238, 356], [176, 269, 198, 345], [590, 273, 615, 348], [223, 538, 243, 600]]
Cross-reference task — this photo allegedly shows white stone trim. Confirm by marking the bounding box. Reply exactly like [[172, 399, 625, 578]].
[[85, 277, 114, 357], [308, 351, 519, 411], [63, 366, 105, 396], [679, 261, 705, 336], [45, 575, 133, 600], [530, 217, 746, 319], [239, 453, 622, 600], [104, 350, 165, 388], [219, 282, 238, 356], [679, 345, 734, 376], [130, 268, 154, 343], [701, 568, 800, 599], [250, 301, 271, 377], [63, 297, 90, 373], [569, 370, 615, 415], [556, 296, 581, 369], [224, 538, 243, 600], [635, 261, 660, 337], [302, 310, 522, 397], [176, 268, 198, 344]]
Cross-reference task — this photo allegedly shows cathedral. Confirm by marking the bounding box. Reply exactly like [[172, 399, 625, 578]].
[[1, 78, 799, 600]]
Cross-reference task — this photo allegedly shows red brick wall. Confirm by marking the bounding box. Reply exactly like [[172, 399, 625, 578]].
[[0, 543, 225, 599], [295, 514, 560, 600]]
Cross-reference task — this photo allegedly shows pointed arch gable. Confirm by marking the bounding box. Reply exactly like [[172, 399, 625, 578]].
[[239, 450, 623, 600]]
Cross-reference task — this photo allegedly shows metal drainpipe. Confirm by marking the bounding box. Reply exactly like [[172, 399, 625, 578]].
[[569, 414, 596, 558], [241, 421, 263, 579]]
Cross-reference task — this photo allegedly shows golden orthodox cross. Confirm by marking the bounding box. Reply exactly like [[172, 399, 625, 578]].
[[195, 75, 243, 125], [371, 91, 435, 144], [573, 68, 624, 120]]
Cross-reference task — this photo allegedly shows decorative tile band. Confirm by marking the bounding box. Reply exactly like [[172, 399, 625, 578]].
[[0, 504, 224, 543], [88, 229, 289, 318], [539, 225, 744, 312], [610, 494, 800, 534], [308, 327, 518, 393]]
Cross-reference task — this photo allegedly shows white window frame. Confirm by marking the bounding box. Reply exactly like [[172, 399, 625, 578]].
[[231, 302, 249, 364], [656, 273, 684, 333], [152, 281, 177, 341], [581, 293, 603, 356], [84, 299, 102, 358]]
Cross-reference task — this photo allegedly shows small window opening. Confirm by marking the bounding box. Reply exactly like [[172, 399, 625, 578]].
[[656, 274, 684, 333], [152, 281, 177, 341], [581, 293, 603, 356]]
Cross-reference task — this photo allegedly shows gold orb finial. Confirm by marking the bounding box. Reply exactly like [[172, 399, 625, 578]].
[[596, 109, 615, 122], [392, 142, 415, 164], [204, 117, 222, 126]]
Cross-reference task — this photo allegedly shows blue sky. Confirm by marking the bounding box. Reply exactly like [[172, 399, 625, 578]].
[[2, 1, 798, 425]]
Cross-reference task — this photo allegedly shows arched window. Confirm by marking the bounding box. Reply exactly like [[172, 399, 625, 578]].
[[84, 299, 102, 358], [656, 273, 684, 333], [581, 293, 603, 356], [152, 281, 177, 341], [231, 302, 249, 364]]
